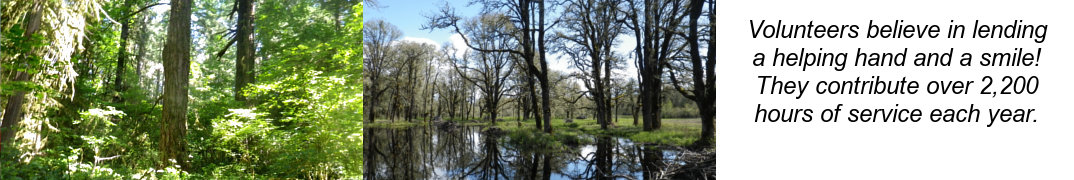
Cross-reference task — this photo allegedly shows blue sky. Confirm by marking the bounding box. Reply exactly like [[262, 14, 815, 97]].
[[365, 0, 480, 45], [365, 0, 639, 79]]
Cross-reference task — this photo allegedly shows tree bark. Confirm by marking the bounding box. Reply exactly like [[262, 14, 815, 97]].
[[528, 72, 541, 129], [1, 71, 30, 151], [160, 0, 192, 171], [698, 0, 718, 147], [564, 0, 621, 130], [1, 1, 44, 154], [234, 0, 256, 103], [135, 15, 150, 91], [686, 0, 714, 146], [114, 0, 134, 94], [632, 101, 640, 126], [538, 0, 553, 133], [630, 0, 686, 131]]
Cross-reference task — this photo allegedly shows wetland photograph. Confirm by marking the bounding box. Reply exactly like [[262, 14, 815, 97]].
[[364, 0, 718, 179]]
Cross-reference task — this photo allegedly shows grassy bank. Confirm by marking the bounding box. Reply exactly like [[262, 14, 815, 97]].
[[367, 117, 704, 147]]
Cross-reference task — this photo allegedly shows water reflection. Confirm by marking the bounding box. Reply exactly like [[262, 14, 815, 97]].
[[365, 125, 680, 179]]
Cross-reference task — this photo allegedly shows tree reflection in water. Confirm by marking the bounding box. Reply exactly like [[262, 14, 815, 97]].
[[461, 129, 509, 179], [365, 126, 678, 179]]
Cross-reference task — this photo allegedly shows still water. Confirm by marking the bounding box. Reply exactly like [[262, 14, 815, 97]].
[[365, 125, 682, 179]]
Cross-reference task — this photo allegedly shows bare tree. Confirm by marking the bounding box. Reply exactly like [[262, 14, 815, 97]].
[[623, 0, 688, 131], [557, 0, 626, 130], [447, 14, 517, 125], [668, 0, 716, 147], [427, 0, 556, 133]]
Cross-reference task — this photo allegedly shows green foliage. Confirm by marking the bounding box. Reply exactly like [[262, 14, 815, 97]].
[[630, 130, 697, 147], [2, 103, 161, 179], [661, 87, 703, 118], [628, 119, 701, 146], [1, 25, 49, 95], [234, 68, 361, 178], [565, 122, 581, 129], [4, 0, 363, 179], [187, 1, 365, 178], [505, 128, 571, 151]]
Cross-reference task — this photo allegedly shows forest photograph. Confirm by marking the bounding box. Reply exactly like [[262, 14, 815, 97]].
[[2, 0, 364, 179], [364, 0, 716, 179]]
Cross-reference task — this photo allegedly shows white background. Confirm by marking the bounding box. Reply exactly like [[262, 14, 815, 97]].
[[714, 0, 1074, 179]]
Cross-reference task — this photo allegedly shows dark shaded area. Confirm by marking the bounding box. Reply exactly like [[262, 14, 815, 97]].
[[366, 126, 685, 179]]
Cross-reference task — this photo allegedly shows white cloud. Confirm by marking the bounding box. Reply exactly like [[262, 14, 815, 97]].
[[613, 36, 639, 80], [447, 33, 470, 58], [614, 36, 637, 56], [400, 36, 441, 50], [548, 53, 574, 74]]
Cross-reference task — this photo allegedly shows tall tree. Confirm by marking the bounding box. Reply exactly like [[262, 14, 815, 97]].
[[115, 0, 167, 94], [395, 42, 435, 122], [363, 20, 401, 123], [1, 1, 45, 152], [160, 0, 193, 170], [438, 60, 471, 120], [427, 0, 555, 133], [669, 0, 716, 147], [234, 0, 257, 103], [114, 0, 135, 94], [1, 0, 95, 154], [509, 60, 538, 126], [448, 14, 516, 125], [624, 0, 687, 131], [558, 0, 625, 130], [134, 13, 151, 92]]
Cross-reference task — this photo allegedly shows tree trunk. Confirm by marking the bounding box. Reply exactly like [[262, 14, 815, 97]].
[[632, 102, 639, 126], [160, 0, 192, 171], [687, 0, 713, 146], [1, 72, 30, 150], [235, 0, 256, 103], [614, 102, 619, 123], [406, 62, 417, 122], [640, 69, 660, 131], [592, 57, 609, 129], [696, 0, 718, 147], [540, 77, 551, 133], [114, 0, 134, 94], [697, 106, 715, 146], [135, 15, 150, 91], [538, 0, 553, 133], [489, 101, 497, 126], [528, 75, 541, 129], [1, 2, 44, 153], [366, 90, 376, 123]]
